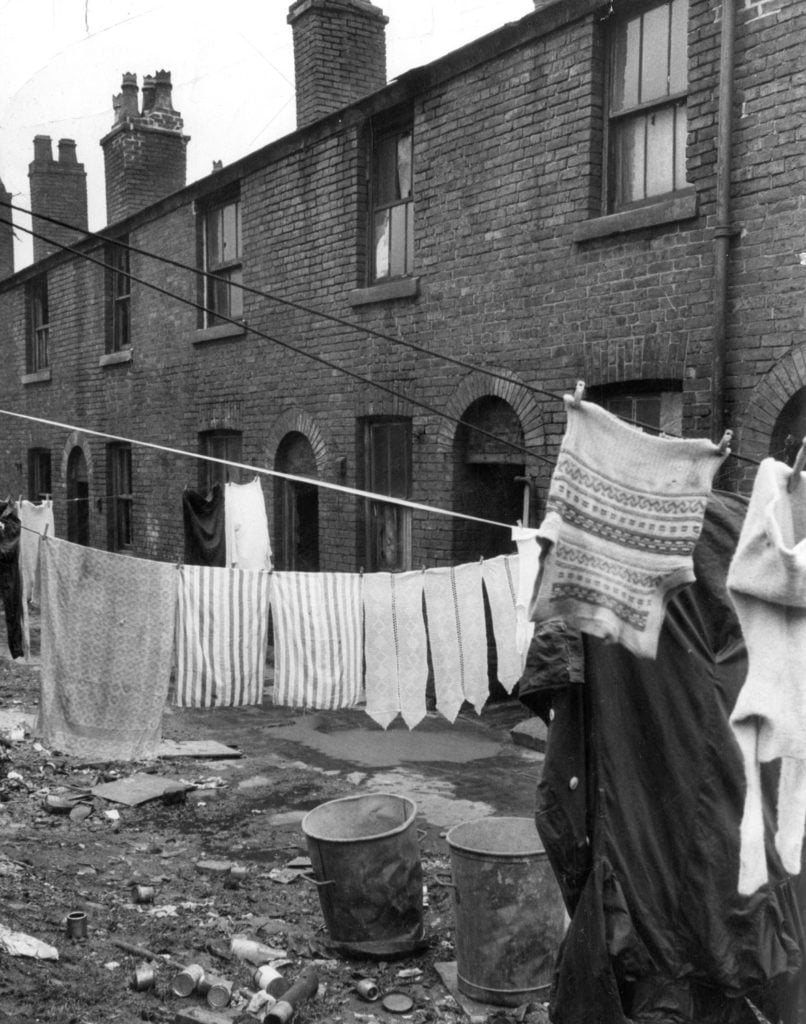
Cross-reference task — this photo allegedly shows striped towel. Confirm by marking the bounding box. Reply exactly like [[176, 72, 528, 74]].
[[481, 555, 523, 693], [174, 564, 271, 707], [271, 572, 363, 709], [423, 562, 488, 721], [363, 571, 428, 729]]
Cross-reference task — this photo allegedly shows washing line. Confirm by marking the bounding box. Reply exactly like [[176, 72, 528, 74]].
[[0, 407, 519, 531], [0, 214, 553, 468]]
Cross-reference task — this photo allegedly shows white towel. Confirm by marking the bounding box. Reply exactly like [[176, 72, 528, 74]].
[[225, 478, 273, 571], [19, 499, 54, 658], [271, 572, 363, 709], [511, 526, 540, 656], [363, 571, 428, 729], [423, 562, 488, 721], [174, 564, 271, 707], [481, 555, 522, 693]]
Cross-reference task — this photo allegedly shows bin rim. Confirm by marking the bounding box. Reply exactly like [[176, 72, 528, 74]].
[[301, 792, 418, 844], [445, 815, 545, 857]]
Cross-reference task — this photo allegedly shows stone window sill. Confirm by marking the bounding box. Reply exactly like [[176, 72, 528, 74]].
[[348, 277, 420, 306], [21, 368, 51, 384], [99, 348, 132, 367], [572, 190, 698, 242], [193, 321, 247, 344]]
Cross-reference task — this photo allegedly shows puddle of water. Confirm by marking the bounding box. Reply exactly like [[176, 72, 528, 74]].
[[365, 768, 495, 830], [261, 718, 503, 768]]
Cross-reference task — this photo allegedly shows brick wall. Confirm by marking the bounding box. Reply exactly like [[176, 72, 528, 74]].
[[28, 137, 88, 263]]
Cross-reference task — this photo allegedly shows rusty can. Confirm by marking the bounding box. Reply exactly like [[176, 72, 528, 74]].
[[172, 963, 205, 997], [131, 884, 155, 903], [355, 978, 380, 1001], [131, 962, 156, 991], [253, 965, 288, 997], [65, 911, 88, 939], [206, 977, 233, 1009]]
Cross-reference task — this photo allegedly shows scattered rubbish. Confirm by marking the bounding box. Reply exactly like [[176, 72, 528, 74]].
[[131, 962, 156, 990], [104, 961, 120, 970], [382, 992, 415, 1014], [112, 938, 171, 963], [65, 910, 88, 939], [131, 884, 155, 903], [206, 975, 233, 1008], [0, 923, 59, 960], [172, 963, 206, 997], [103, 809, 120, 822], [397, 968, 422, 979], [229, 865, 248, 881], [174, 1006, 236, 1024], [266, 868, 301, 885], [253, 964, 289, 998], [230, 936, 287, 964], [284, 856, 311, 870], [90, 772, 191, 807], [355, 978, 380, 1001], [265, 965, 319, 1024], [246, 988, 276, 1020], [69, 803, 92, 822], [45, 791, 91, 813], [196, 859, 234, 875]]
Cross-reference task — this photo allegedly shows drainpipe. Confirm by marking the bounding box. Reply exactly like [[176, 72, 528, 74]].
[[711, 0, 736, 442]]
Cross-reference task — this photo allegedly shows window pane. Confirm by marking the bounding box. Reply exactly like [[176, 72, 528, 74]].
[[674, 102, 687, 188], [374, 210, 390, 279], [229, 268, 243, 318], [221, 202, 239, 262], [389, 204, 407, 278], [206, 209, 222, 267], [396, 133, 412, 199], [641, 5, 671, 104], [611, 15, 641, 112], [615, 115, 646, 205], [375, 136, 399, 206], [646, 106, 675, 195], [669, 0, 688, 94], [406, 202, 414, 275]]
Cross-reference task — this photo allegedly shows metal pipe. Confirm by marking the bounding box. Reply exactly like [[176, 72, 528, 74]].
[[712, 0, 736, 441]]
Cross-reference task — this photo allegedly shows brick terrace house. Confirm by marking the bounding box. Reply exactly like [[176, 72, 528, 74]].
[[0, 0, 804, 572]]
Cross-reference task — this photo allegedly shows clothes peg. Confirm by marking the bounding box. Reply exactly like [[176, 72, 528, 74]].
[[43, 523, 49, 538], [572, 380, 585, 407], [717, 429, 733, 455], [787, 437, 806, 493]]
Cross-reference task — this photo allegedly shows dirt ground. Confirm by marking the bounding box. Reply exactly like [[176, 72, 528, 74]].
[[0, 637, 550, 1024]]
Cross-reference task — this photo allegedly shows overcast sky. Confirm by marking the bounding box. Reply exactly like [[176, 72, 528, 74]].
[[0, 0, 533, 269]]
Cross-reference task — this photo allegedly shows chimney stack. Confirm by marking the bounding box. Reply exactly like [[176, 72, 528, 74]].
[[0, 176, 14, 279], [28, 135, 89, 263], [100, 70, 189, 225], [287, 0, 388, 129]]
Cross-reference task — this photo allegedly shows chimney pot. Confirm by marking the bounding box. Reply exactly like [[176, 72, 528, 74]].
[[115, 72, 139, 122], [141, 75, 156, 113], [33, 135, 53, 162], [152, 69, 177, 113], [58, 138, 78, 164]]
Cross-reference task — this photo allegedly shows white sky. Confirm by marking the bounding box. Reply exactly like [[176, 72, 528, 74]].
[[0, 0, 533, 270]]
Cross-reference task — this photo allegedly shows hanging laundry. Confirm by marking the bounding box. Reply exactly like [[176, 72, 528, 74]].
[[183, 484, 226, 567], [19, 499, 54, 659], [271, 571, 362, 709], [225, 477, 273, 571], [363, 570, 429, 729], [423, 561, 488, 722], [511, 526, 542, 657], [0, 502, 24, 659], [174, 564, 271, 707], [35, 536, 177, 761], [531, 395, 727, 659], [726, 457, 806, 894], [480, 554, 524, 693]]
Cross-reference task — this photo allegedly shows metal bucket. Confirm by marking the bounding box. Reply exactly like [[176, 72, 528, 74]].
[[301, 793, 425, 958], [445, 816, 566, 1006]]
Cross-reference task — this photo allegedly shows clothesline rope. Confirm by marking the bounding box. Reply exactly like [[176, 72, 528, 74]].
[[0, 407, 517, 531]]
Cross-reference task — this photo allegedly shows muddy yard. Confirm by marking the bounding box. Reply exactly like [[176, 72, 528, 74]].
[[0, 643, 548, 1024]]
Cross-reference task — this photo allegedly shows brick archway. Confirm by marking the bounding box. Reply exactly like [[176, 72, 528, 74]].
[[739, 347, 806, 466], [265, 410, 330, 478]]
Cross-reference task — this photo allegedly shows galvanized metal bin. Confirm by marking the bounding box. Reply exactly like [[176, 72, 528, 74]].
[[445, 816, 566, 1006]]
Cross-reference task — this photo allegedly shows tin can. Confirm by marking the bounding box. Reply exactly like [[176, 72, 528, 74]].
[[355, 978, 380, 1001], [253, 965, 288, 997], [131, 963, 156, 991], [172, 963, 205, 997], [206, 977, 233, 1009], [65, 911, 88, 939], [131, 884, 155, 903]]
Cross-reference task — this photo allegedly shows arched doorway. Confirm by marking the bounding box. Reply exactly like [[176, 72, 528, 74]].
[[770, 387, 806, 465], [66, 447, 90, 545], [274, 432, 319, 571], [452, 396, 526, 562]]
